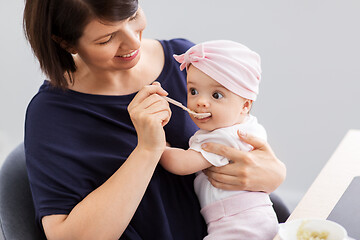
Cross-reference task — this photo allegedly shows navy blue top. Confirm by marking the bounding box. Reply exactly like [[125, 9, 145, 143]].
[[25, 39, 207, 239]]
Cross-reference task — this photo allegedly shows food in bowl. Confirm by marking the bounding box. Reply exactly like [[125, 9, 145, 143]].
[[297, 221, 329, 240], [278, 218, 348, 240]]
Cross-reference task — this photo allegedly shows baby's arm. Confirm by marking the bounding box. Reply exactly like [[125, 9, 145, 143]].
[[160, 147, 212, 175]]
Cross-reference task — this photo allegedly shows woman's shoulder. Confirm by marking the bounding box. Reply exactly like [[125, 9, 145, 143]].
[[26, 81, 60, 111], [154, 38, 195, 55], [25, 81, 95, 128], [26, 81, 73, 113], [142, 38, 195, 67]]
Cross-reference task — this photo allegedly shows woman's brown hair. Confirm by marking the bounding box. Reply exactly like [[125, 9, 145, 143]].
[[23, 0, 138, 89]]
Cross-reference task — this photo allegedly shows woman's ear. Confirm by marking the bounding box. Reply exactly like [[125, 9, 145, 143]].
[[51, 35, 78, 54], [242, 99, 253, 114]]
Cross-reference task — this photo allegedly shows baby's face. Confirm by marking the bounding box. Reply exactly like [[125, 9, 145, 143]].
[[186, 65, 251, 131]]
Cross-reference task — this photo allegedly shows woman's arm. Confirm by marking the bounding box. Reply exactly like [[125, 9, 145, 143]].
[[42, 83, 171, 240], [160, 147, 212, 175], [202, 130, 286, 193]]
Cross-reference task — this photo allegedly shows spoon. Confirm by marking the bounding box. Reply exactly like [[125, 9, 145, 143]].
[[163, 96, 211, 119]]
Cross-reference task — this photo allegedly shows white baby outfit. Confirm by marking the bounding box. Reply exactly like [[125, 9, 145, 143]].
[[189, 115, 279, 239]]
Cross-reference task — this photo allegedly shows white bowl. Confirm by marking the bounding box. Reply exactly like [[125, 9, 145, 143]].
[[278, 219, 349, 240]]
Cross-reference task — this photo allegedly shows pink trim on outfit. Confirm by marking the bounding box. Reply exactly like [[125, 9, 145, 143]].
[[200, 191, 272, 223]]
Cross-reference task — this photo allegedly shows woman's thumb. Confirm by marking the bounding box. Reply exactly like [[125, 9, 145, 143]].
[[237, 130, 266, 150]]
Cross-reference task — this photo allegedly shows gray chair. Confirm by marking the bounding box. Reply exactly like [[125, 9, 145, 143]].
[[0, 143, 46, 240]]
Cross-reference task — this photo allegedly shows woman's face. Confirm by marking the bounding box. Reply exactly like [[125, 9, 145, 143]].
[[74, 7, 147, 72]]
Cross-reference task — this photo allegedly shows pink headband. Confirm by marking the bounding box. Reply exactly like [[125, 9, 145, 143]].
[[173, 40, 261, 101]]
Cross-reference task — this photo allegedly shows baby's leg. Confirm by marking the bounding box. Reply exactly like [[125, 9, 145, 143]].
[[205, 205, 278, 240], [201, 192, 278, 240]]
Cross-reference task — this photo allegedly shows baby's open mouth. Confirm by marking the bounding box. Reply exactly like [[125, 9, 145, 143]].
[[193, 112, 211, 119]]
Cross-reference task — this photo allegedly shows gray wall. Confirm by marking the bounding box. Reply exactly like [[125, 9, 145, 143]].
[[1, 0, 360, 211], [0, 0, 45, 162]]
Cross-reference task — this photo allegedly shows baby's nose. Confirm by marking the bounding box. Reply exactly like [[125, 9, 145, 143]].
[[196, 97, 210, 107]]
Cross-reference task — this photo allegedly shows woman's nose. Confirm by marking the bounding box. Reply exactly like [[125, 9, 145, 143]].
[[120, 26, 141, 50]]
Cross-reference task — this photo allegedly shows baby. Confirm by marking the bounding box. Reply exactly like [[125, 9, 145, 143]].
[[160, 40, 279, 239]]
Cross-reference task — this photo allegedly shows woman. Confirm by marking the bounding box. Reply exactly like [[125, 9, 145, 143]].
[[23, 0, 287, 239]]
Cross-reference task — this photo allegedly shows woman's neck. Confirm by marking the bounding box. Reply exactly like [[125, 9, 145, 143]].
[[69, 63, 145, 95]]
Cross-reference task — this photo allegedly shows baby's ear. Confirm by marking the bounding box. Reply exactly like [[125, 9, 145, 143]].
[[242, 99, 253, 113]]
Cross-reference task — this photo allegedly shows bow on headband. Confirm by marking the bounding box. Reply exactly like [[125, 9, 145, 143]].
[[173, 44, 206, 71]]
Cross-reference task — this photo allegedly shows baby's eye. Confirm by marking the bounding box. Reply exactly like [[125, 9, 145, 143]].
[[190, 88, 198, 95], [212, 92, 223, 99]]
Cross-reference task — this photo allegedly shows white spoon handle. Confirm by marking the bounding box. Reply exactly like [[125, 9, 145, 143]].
[[163, 96, 190, 112], [163, 96, 211, 119]]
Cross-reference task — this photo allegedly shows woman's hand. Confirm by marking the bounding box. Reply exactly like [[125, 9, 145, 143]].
[[128, 82, 171, 153], [202, 130, 286, 193]]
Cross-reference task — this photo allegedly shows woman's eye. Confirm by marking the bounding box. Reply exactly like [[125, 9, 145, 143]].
[[212, 92, 223, 99], [129, 12, 138, 21], [190, 88, 198, 95], [98, 35, 113, 45]]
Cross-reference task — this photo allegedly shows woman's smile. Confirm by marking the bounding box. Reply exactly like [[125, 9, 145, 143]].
[[115, 49, 140, 61]]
